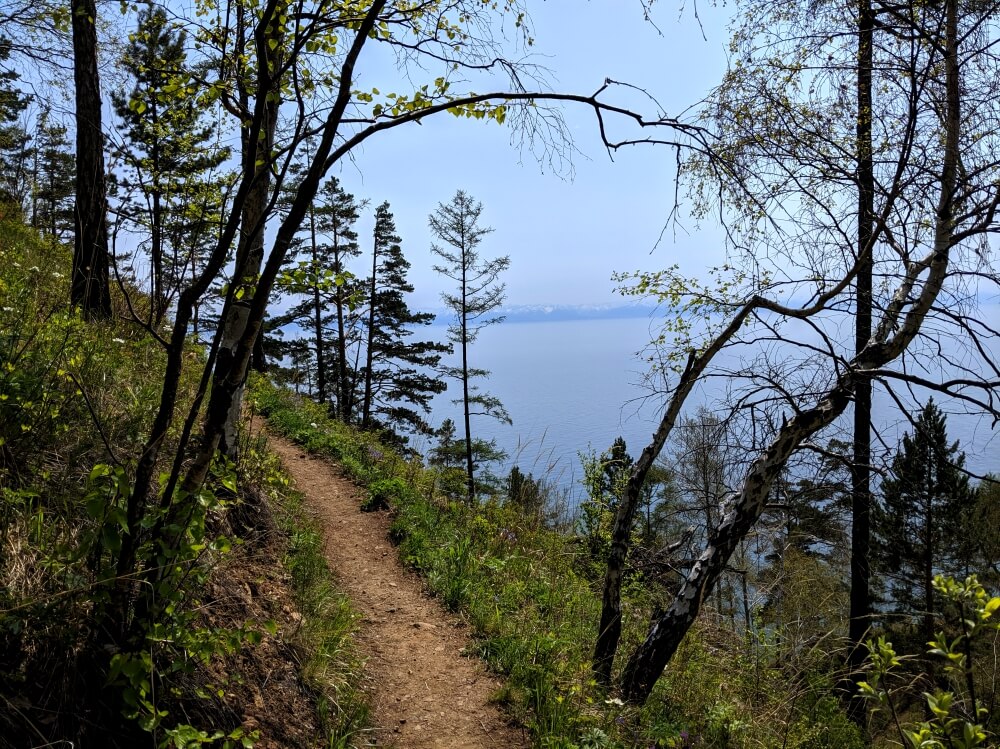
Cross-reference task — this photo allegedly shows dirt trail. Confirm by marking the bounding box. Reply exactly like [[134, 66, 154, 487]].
[[266, 434, 529, 749]]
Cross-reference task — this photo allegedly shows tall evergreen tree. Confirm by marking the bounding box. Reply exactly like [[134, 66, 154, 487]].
[[317, 178, 363, 420], [70, 0, 112, 319], [874, 400, 978, 646], [0, 38, 31, 215], [32, 108, 74, 241], [272, 176, 364, 415], [360, 202, 450, 438], [113, 4, 230, 323], [430, 190, 511, 503]]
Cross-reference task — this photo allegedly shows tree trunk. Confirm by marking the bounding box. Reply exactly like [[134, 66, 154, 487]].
[[923, 492, 935, 648], [593, 352, 700, 686], [461, 243, 474, 504], [310, 207, 326, 405], [620, 380, 856, 701], [216, 7, 279, 458], [70, 0, 111, 320], [335, 240, 351, 420], [362, 229, 377, 427], [618, 6, 960, 694], [847, 0, 874, 725], [149, 99, 165, 325]]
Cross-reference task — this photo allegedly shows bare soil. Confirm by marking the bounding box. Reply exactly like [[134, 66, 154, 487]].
[[267, 433, 530, 749]]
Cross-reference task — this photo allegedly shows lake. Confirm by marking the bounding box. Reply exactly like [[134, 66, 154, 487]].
[[421, 315, 1000, 507]]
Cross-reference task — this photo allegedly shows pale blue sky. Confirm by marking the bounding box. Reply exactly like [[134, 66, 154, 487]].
[[328, 2, 733, 309]]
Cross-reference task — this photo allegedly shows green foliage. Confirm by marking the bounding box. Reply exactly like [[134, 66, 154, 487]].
[[578, 447, 616, 566], [428, 417, 507, 499], [506, 465, 545, 521], [577, 438, 641, 569], [861, 575, 999, 749], [266, 384, 867, 748], [363, 476, 415, 511], [0, 219, 362, 745], [874, 401, 979, 639]]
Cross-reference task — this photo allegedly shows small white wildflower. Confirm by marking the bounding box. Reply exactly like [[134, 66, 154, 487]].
[[1, 307, 12, 313], [28, 266, 39, 272], [12, 262, 20, 267], [112, 337, 125, 344], [51, 272, 63, 278], [310, 422, 318, 428], [604, 698, 625, 706]]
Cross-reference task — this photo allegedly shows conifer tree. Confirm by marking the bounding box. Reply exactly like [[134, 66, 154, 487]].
[[430, 417, 507, 499], [31, 108, 74, 241], [317, 178, 363, 420], [874, 400, 978, 646], [430, 190, 511, 503], [70, 0, 112, 319], [113, 4, 230, 323], [272, 176, 363, 415], [360, 202, 450, 438], [0, 38, 32, 214]]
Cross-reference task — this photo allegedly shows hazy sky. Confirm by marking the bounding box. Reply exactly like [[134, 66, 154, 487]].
[[325, 2, 734, 309]]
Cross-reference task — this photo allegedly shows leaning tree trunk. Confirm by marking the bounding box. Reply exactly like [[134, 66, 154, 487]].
[[70, 0, 111, 320], [621, 381, 857, 701], [215, 8, 280, 458], [617, 0, 959, 699]]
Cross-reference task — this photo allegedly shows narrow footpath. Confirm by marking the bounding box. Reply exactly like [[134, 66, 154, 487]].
[[267, 433, 530, 749]]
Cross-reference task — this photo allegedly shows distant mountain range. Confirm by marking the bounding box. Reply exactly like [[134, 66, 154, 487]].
[[426, 303, 660, 325]]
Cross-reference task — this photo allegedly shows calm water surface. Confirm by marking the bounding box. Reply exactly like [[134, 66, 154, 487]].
[[423, 316, 1000, 506]]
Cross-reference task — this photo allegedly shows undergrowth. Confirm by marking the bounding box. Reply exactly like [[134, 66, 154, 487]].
[[0, 218, 368, 747], [254, 378, 865, 749]]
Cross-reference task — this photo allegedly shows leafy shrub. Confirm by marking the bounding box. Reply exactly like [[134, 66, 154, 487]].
[[362, 477, 413, 511], [861, 575, 999, 749]]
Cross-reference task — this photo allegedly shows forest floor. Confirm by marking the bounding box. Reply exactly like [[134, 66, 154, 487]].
[[265, 432, 530, 749]]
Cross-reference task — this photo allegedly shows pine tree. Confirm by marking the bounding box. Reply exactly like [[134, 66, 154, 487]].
[[0, 38, 32, 215], [70, 0, 112, 319], [272, 176, 363, 415], [360, 202, 450, 439], [874, 400, 978, 646], [317, 178, 363, 419], [113, 4, 230, 322], [430, 190, 511, 503], [32, 108, 74, 241], [430, 417, 506, 499]]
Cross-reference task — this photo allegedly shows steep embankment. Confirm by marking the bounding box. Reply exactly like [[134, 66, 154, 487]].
[[266, 432, 529, 749]]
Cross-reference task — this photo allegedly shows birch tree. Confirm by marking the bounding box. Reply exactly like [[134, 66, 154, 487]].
[[595, 0, 1000, 704]]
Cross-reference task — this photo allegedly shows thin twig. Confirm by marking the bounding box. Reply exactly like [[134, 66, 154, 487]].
[[67, 372, 121, 466]]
